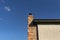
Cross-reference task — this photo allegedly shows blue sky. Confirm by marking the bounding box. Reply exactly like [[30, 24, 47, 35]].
[[0, 0, 60, 40]]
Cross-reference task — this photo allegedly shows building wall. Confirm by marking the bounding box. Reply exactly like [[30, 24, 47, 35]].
[[28, 14, 37, 40], [38, 25, 60, 40], [28, 14, 60, 40]]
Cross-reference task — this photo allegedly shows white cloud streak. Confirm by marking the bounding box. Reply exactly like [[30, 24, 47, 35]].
[[4, 6, 11, 12], [0, 0, 11, 12]]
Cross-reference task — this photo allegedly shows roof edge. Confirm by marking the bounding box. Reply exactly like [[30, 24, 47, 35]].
[[33, 19, 60, 24]]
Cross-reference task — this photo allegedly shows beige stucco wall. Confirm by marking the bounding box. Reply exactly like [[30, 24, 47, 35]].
[[38, 25, 60, 40]]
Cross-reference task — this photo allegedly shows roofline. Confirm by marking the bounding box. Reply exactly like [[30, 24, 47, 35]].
[[34, 19, 60, 22], [32, 19, 60, 24]]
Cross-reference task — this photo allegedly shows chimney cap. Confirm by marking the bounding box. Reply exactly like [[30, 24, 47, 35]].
[[29, 13, 32, 15]]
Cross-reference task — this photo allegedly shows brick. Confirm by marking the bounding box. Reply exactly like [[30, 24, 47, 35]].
[[28, 14, 37, 40]]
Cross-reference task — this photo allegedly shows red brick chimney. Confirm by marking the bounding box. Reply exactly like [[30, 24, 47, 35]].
[[28, 13, 37, 40]]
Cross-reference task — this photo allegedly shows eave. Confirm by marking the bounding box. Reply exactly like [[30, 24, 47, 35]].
[[33, 19, 60, 25]]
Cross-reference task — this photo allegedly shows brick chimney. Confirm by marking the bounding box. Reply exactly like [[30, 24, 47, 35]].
[[28, 13, 34, 25], [28, 13, 37, 40]]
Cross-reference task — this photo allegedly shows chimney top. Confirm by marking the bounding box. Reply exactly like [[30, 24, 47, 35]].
[[29, 13, 32, 15]]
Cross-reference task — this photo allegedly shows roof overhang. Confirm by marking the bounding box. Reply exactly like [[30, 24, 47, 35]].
[[32, 19, 60, 25]]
